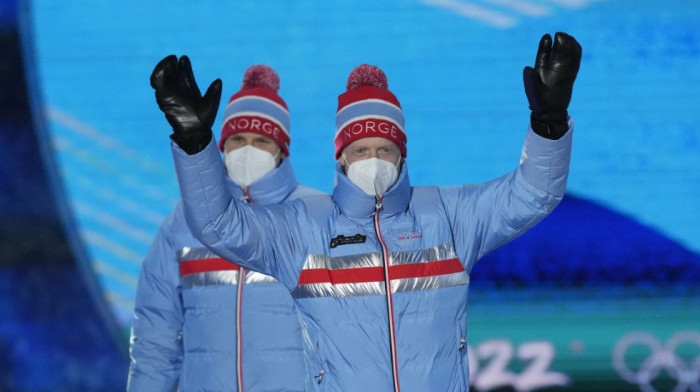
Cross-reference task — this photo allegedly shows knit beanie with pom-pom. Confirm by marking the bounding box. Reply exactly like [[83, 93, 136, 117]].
[[219, 65, 290, 155], [334, 64, 405, 158]]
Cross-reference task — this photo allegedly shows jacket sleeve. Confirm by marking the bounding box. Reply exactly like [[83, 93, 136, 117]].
[[127, 212, 183, 392], [170, 138, 308, 288], [442, 121, 574, 272]]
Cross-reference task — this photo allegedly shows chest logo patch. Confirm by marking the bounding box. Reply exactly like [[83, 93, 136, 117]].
[[396, 231, 422, 241], [329, 234, 367, 248]]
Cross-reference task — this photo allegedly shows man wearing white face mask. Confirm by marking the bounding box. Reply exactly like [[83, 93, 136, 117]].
[[157, 32, 581, 391], [340, 137, 401, 197], [224, 136, 281, 189], [128, 63, 325, 392]]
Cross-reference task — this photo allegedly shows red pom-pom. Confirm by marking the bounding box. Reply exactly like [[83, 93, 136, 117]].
[[346, 64, 388, 91], [241, 65, 280, 92]]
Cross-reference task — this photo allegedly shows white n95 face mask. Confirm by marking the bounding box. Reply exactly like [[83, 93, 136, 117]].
[[225, 145, 279, 187], [344, 156, 400, 196]]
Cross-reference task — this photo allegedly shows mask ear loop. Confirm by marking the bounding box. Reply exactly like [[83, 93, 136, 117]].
[[341, 153, 350, 173], [272, 148, 282, 166]]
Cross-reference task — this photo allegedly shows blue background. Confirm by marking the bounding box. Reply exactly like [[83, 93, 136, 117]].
[[1, 0, 698, 390]]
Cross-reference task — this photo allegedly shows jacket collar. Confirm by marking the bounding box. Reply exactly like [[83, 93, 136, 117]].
[[332, 161, 411, 219], [227, 158, 298, 205]]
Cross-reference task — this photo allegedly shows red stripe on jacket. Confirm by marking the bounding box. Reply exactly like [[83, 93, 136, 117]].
[[180, 258, 240, 276], [298, 258, 463, 285]]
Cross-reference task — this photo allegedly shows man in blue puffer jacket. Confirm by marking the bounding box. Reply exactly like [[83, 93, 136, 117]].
[[128, 64, 326, 392], [151, 33, 581, 391]]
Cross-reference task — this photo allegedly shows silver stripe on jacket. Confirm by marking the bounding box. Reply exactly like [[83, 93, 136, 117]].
[[178, 247, 279, 288], [292, 244, 469, 299]]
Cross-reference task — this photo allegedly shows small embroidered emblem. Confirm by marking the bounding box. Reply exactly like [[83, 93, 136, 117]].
[[330, 234, 367, 248]]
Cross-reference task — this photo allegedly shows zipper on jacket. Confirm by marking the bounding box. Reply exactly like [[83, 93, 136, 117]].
[[236, 267, 246, 391], [236, 189, 254, 391], [458, 335, 468, 389], [314, 369, 325, 384], [373, 195, 401, 392]]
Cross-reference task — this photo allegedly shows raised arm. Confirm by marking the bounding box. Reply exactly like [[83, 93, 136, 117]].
[[150, 55, 307, 285], [446, 33, 581, 268]]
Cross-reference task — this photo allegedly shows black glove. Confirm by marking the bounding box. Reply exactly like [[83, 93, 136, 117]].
[[150, 55, 222, 154], [523, 32, 581, 140]]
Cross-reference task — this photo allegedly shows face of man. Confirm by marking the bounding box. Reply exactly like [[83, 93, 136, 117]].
[[339, 137, 402, 171], [223, 132, 283, 166]]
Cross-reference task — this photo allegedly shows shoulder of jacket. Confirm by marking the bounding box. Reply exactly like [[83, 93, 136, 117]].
[[296, 193, 336, 217], [290, 185, 328, 198], [157, 201, 204, 246], [410, 185, 443, 200], [156, 202, 184, 234]]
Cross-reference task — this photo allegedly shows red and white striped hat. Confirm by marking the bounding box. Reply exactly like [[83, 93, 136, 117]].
[[334, 64, 406, 159], [219, 65, 291, 155]]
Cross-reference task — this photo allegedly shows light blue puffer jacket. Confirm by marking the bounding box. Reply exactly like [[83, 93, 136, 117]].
[[127, 158, 326, 392], [171, 124, 573, 391]]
